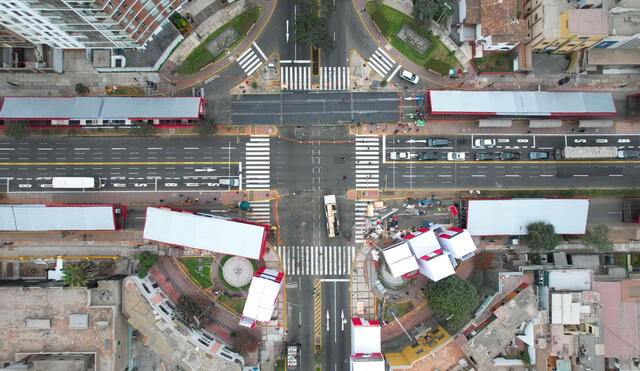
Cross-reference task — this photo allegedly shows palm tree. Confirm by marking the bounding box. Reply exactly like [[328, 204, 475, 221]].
[[62, 264, 88, 287]]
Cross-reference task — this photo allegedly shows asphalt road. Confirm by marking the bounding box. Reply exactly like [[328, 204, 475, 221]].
[[381, 134, 640, 189], [285, 277, 315, 371], [322, 280, 351, 371], [230, 92, 402, 124]]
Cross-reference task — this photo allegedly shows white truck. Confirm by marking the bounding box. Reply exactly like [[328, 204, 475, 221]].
[[562, 146, 618, 159], [52, 177, 104, 189], [324, 195, 341, 238], [286, 344, 300, 369]]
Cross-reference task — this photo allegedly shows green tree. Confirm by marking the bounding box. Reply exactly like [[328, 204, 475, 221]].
[[295, 0, 334, 51], [136, 252, 158, 278], [412, 0, 452, 25], [581, 224, 614, 252], [3, 121, 30, 141], [196, 119, 216, 136], [75, 83, 90, 95], [522, 222, 561, 251], [62, 262, 97, 287], [175, 296, 205, 330], [424, 275, 479, 331]]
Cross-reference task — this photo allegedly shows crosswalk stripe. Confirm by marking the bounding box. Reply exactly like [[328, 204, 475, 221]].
[[277, 246, 355, 276], [367, 47, 397, 78]]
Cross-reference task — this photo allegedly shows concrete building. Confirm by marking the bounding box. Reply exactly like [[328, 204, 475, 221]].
[[592, 0, 640, 50], [0, 280, 128, 371], [0, 0, 187, 49]]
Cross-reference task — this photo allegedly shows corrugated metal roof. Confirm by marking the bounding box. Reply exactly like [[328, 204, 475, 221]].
[[0, 205, 115, 231], [0, 97, 202, 119], [143, 207, 268, 260], [429, 90, 616, 116], [466, 199, 589, 235]]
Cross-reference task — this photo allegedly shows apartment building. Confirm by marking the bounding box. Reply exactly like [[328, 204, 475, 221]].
[[0, 0, 187, 49]]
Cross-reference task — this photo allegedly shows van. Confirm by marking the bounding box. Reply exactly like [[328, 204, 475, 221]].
[[219, 178, 239, 187]]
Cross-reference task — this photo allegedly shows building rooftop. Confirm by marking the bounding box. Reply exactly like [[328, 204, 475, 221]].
[[381, 241, 419, 278], [566, 9, 608, 36], [588, 49, 640, 66], [479, 0, 528, 43], [0, 284, 127, 371], [609, 0, 640, 36], [0, 204, 115, 231], [461, 286, 537, 369], [436, 228, 477, 260], [541, 0, 574, 38], [545, 269, 593, 291], [595, 280, 640, 358]]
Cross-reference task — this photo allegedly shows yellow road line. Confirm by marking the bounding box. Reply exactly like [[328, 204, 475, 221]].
[[314, 279, 322, 346], [0, 161, 239, 166], [388, 160, 640, 164]]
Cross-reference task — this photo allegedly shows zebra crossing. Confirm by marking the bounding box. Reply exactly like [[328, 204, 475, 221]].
[[281, 66, 312, 90], [320, 66, 349, 90], [354, 200, 379, 244], [355, 135, 380, 190], [247, 200, 271, 224], [236, 42, 267, 77], [368, 47, 400, 79], [276, 245, 357, 276], [244, 135, 270, 190]]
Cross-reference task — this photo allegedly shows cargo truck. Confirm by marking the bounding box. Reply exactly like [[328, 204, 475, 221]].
[[324, 195, 340, 238]]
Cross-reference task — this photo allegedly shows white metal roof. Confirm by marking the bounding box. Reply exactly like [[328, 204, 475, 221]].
[[351, 320, 382, 353], [405, 229, 441, 256], [428, 90, 616, 116], [143, 207, 268, 260], [0, 97, 203, 120], [351, 359, 386, 371], [551, 293, 581, 324], [242, 271, 282, 323], [547, 269, 592, 291], [466, 199, 589, 235], [417, 253, 456, 282], [0, 205, 115, 231], [437, 229, 477, 259], [381, 241, 419, 278]]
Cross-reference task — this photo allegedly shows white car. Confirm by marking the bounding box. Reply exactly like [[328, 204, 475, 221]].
[[206, 183, 220, 187], [618, 139, 631, 143], [474, 138, 496, 147], [447, 152, 466, 161], [18, 184, 32, 188], [399, 69, 419, 84], [389, 151, 411, 160]]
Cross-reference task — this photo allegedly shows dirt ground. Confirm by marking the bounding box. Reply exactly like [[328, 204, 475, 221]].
[[399, 340, 468, 371]]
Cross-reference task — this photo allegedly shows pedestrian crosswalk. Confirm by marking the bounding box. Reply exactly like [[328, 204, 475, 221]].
[[355, 135, 380, 190], [247, 199, 271, 224], [236, 42, 267, 77], [354, 200, 379, 244], [281, 66, 311, 90], [276, 245, 357, 276], [244, 135, 270, 190], [320, 66, 349, 90], [368, 47, 399, 79]]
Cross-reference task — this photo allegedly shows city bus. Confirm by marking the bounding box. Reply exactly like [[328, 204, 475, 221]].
[[52, 177, 104, 189]]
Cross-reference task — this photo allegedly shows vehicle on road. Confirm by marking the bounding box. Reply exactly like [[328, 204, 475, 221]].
[[500, 152, 520, 160], [557, 76, 571, 85], [617, 149, 640, 159], [426, 138, 449, 147], [389, 152, 411, 160], [529, 151, 549, 160], [562, 146, 618, 159], [618, 139, 631, 143], [516, 139, 529, 143], [52, 177, 104, 189], [447, 152, 466, 161], [596, 138, 608, 144], [474, 138, 496, 148], [417, 152, 439, 161], [219, 178, 239, 187], [113, 183, 127, 188], [206, 183, 219, 187], [18, 184, 31, 188], [324, 195, 340, 238], [287, 344, 301, 369], [475, 152, 494, 161], [400, 69, 419, 84]]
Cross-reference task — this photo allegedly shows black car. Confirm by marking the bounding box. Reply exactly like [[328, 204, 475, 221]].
[[475, 152, 494, 161], [418, 152, 439, 161], [426, 138, 450, 147], [529, 151, 549, 160], [500, 152, 520, 160]]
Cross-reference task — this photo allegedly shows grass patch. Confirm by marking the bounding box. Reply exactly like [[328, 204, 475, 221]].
[[178, 7, 262, 75], [179, 257, 213, 288], [473, 52, 513, 72], [382, 299, 415, 323], [366, 2, 459, 76], [106, 86, 145, 96], [217, 293, 246, 315]]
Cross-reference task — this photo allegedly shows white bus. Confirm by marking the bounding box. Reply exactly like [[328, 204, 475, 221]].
[[52, 177, 104, 189], [324, 195, 340, 238]]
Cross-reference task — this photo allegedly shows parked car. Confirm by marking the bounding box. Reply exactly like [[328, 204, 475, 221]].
[[474, 138, 496, 148], [389, 151, 411, 160], [500, 152, 520, 160], [529, 151, 549, 160], [219, 178, 239, 187], [399, 69, 419, 84], [426, 138, 449, 147], [475, 152, 494, 161], [617, 149, 640, 159], [417, 152, 439, 161], [447, 152, 466, 161]]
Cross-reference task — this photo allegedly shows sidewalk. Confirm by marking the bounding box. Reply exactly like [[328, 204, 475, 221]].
[[160, 0, 277, 93]]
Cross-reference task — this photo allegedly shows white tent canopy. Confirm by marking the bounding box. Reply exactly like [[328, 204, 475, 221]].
[[241, 268, 283, 325], [143, 207, 268, 260], [0, 204, 115, 231]]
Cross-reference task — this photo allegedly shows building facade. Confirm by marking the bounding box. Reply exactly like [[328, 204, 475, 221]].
[[0, 0, 188, 49]]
